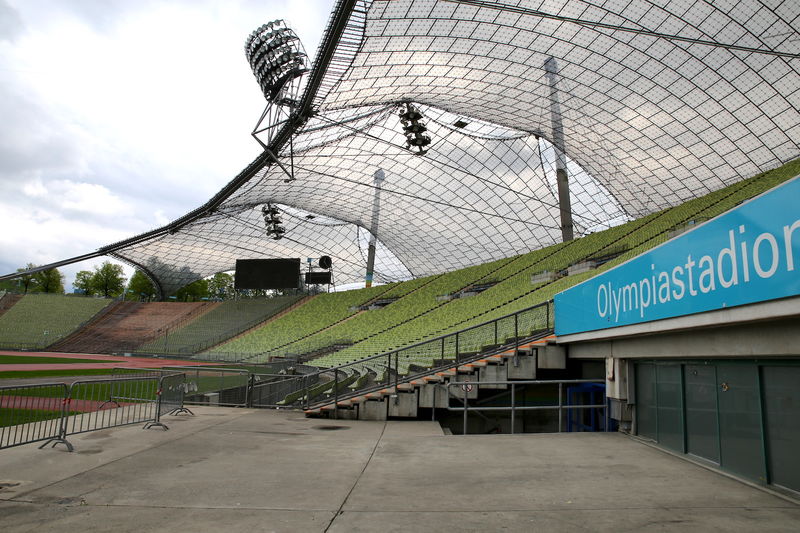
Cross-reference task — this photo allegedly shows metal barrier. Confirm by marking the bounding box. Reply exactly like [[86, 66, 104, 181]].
[[0, 372, 190, 451], [158, 366, 251, 407], [60, 376, 161, 440], [113, 366, 251, 407], [446, 379, 607, 436], [112, 365, 320, 409], [249, 372, 320, 408], [110, 368, 195, 421], [0, 383, 70, 450], [158, 372, 193, 417]]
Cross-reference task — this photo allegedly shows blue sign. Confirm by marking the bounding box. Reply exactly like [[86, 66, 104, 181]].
[[555, 176, 800, 336]]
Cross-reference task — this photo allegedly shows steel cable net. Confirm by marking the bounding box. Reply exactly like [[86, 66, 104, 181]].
[[110, 0, 799, 295]]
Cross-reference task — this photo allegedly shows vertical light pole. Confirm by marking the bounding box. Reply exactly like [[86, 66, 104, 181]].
[[365, 169, 385, 288], [544, 57, 574, 242]]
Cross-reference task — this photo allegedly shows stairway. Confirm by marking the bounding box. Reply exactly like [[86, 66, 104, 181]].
[[304, 333, 562, 420], [0, 293, 22, 318]]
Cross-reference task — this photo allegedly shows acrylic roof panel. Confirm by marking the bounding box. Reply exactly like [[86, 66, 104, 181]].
[[106, 0, 799, 295]]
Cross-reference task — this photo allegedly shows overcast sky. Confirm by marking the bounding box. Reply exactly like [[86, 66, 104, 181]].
[[0, 0, 334, 290]]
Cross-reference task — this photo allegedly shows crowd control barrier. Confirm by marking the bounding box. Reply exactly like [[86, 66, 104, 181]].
[[0, 372, 189, 451]]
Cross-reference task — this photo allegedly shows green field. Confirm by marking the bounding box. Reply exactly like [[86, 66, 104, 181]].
[[0, 407, 79, 428], [0, 355, 111, 365], [1, 379, 158, 401], [0, 368, 121, 379], [0, 353, 122, 379]]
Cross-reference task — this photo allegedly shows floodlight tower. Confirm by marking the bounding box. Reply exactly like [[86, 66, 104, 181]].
[[365, 169, 385, 288], [544, 57, 574, 242], [246, 20, 310, 181]]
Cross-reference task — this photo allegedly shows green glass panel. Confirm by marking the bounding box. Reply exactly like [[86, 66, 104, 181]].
[[717, 363, 765, 482], [635, 363, 657, 440], [762, 366, 800, 492], [684, 364, 719, 463], [656, 364, 684, 452]]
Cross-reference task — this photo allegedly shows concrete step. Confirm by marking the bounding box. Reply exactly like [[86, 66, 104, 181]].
[[419, 383, 448, 408], [538, 344, 566, 369], [388, 390, 418, 417], [306, 333, 557, 418]]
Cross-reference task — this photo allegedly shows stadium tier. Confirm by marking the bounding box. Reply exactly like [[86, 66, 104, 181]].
[[204, 284, 393, 360], [47, 301, 216, 354], [0, 294, 113, 350], [0, 293, 22, 319], [137, 295, 306, 355], [232, 256, 519, 361]]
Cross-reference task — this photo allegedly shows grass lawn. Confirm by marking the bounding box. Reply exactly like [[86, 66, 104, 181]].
[[0, 354, 112, 365], [2, 379, 158, 401], [0, 407, 79, 428], [0, 368, 122, 379]]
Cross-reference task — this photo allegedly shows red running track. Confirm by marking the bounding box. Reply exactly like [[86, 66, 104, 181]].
[[0, 396, 135, 412], [0, 350, 221, 372]]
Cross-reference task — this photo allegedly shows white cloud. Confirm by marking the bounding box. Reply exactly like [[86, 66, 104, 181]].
[[153, 209, 170, 227], [57, 180, 131, 216], [22, 179, 47, 198]]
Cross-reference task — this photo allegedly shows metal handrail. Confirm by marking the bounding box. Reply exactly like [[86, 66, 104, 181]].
[[302, 300, 554, 411]]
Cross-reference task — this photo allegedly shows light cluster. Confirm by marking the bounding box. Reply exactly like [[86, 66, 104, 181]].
[[262, 203, 286, 240], [245, 20, 309, 105]]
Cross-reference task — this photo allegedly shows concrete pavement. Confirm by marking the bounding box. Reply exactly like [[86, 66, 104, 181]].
[[1, 407, 797, 532]]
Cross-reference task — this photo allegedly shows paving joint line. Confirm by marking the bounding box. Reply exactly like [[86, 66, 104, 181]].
[[324, 420, 387, 533]]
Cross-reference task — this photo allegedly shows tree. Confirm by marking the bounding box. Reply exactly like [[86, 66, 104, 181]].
[[126, 270, 157, 301], [174, 279, 209, 302], [0, 278, 19, 292], [91, 261, 126, 298], [73, 270, 95, 295], [16, 263, 38, 294], [207, 272, 234, 300], [32, 268, 64, 294]]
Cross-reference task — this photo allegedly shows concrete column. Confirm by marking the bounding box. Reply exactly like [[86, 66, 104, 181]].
[[544, 57, 574, 242], [365, 169, 385, 287]]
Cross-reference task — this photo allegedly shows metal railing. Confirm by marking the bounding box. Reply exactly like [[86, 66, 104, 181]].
[[446, 379, 607, 436], [157, 371, 194, 418], [114, 366, 251, 407], [295, 300, 554, 411], [0, 383, 70, 449], [0, 372, 190, 451], [250, 373, 319, 407], [166, 366, 251, 407], [112, 365, 321, 409], [63, 376, 161, 438]]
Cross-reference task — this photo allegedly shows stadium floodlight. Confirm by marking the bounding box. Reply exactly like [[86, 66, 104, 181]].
[[248, 20, 310, 147], [262, 203, 286, 240], [398, 103, 431, 155], [247, 20, 310, 183], [245, 20, 308, 103]]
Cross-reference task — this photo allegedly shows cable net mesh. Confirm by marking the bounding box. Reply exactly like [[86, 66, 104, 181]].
[[111, 0, 799, 295]]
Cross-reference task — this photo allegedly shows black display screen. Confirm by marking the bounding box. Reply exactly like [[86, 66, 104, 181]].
[[234, 258, 300, 290]]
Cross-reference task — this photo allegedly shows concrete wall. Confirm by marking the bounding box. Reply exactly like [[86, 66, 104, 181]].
[[568, 317, 800, 360]]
